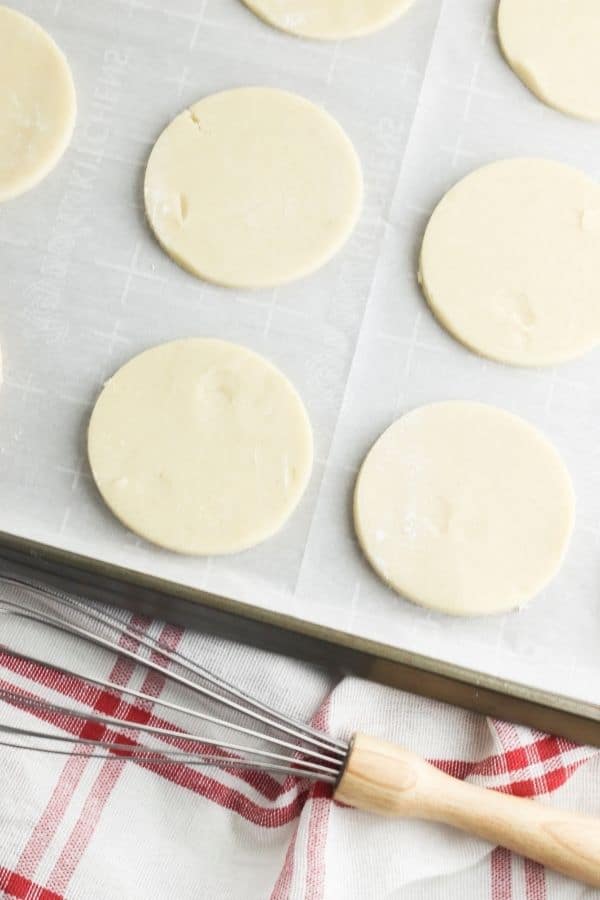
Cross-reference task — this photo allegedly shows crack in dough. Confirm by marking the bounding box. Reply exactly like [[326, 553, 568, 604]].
[[144, 87, 362, 289]]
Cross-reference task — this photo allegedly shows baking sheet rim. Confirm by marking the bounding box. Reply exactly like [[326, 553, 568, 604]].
[[0, 527, 597, 746]]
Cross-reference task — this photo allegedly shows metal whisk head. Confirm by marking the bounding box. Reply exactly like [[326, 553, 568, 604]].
[[0, 574, 348, 784]]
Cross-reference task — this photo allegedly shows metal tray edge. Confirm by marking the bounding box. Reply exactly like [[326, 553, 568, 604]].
[[0, 529, 598, 747]]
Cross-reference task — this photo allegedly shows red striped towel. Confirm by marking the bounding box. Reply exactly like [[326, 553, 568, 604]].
[[0, 606, 597, 899]]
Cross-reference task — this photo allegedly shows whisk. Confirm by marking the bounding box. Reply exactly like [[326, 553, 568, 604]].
[[0, 574, 599, 888]]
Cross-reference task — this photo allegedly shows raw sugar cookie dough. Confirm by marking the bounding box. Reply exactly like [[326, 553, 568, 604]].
[[499, 0, 600, 121], [0, 6, 76, 201], [354, 403, 574, 617], [144, 88, 363, 289], [241, 0, 414, 41], [419, 159, 600, 367], [88, 339, 313, 555]]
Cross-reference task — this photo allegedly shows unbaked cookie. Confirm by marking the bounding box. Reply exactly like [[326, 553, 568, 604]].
[[144, 87, 363, 289], [88, 339, 313, 555], [419, 159, 600, 367], [354, 402, 574, 616], [0, 6, 76, 201], [499, 0, 600, 122], [240, 0, 414, 41]]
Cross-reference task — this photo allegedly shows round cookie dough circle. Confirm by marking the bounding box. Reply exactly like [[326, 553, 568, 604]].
[[498, 0, 600, 122], [240, 0, 414, 41], [144, 87, 363, 289], [419, 158, 600, 367], [0, 6, 76, 201], [354, 402, 574, 617], [88, 339, 314, 555]]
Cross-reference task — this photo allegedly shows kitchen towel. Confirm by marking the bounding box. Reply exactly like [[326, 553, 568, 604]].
[[0, 590, 598, 900]]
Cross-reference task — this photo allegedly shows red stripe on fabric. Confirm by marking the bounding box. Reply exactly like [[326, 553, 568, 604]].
[[488, 721, 587, 798], [491, 847, 512, 900], [524, 858, 546, 900], [9, 614, 151, 883], [495, 724, 576, 774], [0, 650, 104, 706], [303, 700, 333, 900], [305, 696, 333, 900], [270, 697, 335, 899], [1, 675, 310, 827], [517, 736, 561, 797], [135, 756, 311, 827], [506, 760, 585, 799], [0, 867, 63, 900], [0, 646, 287, 801], [541, 766, 569, 793], [304, 782, 333, 900], [535, 737, 565, 763], [47, 759, 126, 896], [270, 822, 299, 900], [434, 737, 575, 780], [139, 722, 288, 801], [431, 736, 592, 798], [45, 623, 184, 896]]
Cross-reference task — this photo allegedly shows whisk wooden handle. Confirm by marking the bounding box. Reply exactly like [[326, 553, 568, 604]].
[[334, 733, 600, 888]]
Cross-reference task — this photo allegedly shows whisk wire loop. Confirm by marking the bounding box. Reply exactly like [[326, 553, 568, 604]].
[[0, 574, 348, 783]]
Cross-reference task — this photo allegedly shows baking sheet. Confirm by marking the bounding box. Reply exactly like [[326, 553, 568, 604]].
[[1, 0, 599, 707]]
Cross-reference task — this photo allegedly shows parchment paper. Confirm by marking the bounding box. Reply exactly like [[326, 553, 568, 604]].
[[1, 0, 599, 705]]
